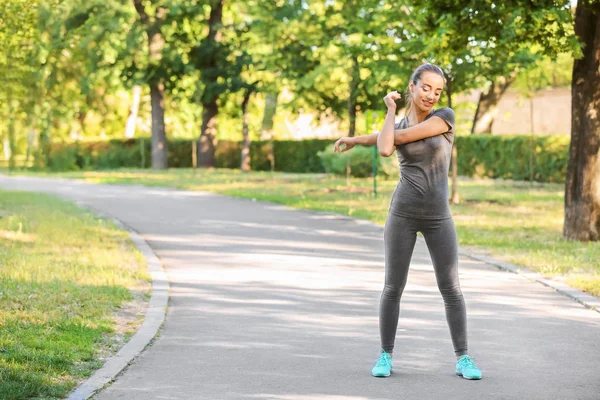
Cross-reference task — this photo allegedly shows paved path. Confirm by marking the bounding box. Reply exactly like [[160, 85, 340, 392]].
[[2, 176, 599, 400]]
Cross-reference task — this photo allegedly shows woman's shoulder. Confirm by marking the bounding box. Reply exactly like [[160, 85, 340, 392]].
[[431, 107, 455, 135], [431, 107, 456, 127], [433, 107, 455, 117]]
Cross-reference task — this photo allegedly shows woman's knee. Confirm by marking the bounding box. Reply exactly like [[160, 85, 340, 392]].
[[382, 284, 405, 301], [439, 285, 464, 303]]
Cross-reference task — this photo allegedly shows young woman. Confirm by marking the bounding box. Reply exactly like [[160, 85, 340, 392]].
[[333, 63, 482, 380]]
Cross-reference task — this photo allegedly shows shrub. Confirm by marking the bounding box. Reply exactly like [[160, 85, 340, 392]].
[[318, 145, 399, 178]]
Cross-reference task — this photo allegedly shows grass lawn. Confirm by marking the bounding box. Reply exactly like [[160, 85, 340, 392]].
[[4, 168, 600, 300], [0, 189, 150, 399]]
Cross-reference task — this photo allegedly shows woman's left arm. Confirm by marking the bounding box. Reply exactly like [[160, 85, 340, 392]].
[[393, 116, 452, 145]]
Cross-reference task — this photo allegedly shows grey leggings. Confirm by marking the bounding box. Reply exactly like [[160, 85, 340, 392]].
[[380, 213, 467, 356]]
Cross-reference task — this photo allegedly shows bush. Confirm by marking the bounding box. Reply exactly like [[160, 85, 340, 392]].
[[46, 142, 80, 171], [36, 134, 569, 184], [318, 145, 399, 178], [273, 139, 330, 173], [94, 139, 147, 169], [455, 135, 569, 183], [201, 139, 331, 173]]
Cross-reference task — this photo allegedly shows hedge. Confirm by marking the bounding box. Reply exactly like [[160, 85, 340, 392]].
[[41, 138, 331, 173], [455, 135, 569, 183], [38, 134, 570, 183]]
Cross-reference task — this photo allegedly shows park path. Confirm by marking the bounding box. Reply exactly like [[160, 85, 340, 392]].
[[2, 175, 599, 400]]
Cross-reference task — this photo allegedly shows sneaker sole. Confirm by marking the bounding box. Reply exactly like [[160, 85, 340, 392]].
[[372, 368, 392, 378], [456, 372, 482, 380], [372, 372, 391, 377]]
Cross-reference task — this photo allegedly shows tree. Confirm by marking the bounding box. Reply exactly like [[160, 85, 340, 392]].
[[132, 0, 169, 169], [0, 0, 40, 169], [250, 0, 323, 171], [472, 48, 574, 134], [240, 85, 257, 172], [471, 71, 518, 134], [564, 0, 600, 241], [189, 0, 323, 168], [410, 0, 578, 202], [63, 0, 137, 138], [293, 1, 409, 137], [191, 0, 224, 168]]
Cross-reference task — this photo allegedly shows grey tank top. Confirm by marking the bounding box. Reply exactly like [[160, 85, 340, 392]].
[[389, 107, 456, 220]]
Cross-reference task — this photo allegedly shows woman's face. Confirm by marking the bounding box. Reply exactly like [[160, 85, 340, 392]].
[[410, 72, 444, 112]]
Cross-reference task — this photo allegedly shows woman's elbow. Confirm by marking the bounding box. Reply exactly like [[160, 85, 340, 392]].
[[379, 148, 394, 157]]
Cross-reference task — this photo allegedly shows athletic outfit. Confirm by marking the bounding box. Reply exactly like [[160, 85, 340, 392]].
[[379, 107, 469, 358]]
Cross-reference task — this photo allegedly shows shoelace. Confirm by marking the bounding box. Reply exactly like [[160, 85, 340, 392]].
[[459, 357, 477, 369], [375, 354, 391, 367]]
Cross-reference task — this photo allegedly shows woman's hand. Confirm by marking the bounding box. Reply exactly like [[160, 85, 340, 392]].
[[383, 91, 401, 111], [333, 137, 356, 153]]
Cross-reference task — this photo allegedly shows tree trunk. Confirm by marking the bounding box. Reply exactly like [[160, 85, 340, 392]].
[[470, 72, 516, 134], [260, 92, 278, 172], [240, 89, 253, 172], [2, 99, 9, 160], [134, 1, 168, 169], [150, 81, 168, 169], [529, 96, 535, 184], [26, 127, 36, 163], [8, 120, 16, 170], [563, 0, 600, 241], [347, 55, 360, 185], [36, 107, 52, 168], [198, 102, 218, 168], [347, 55, 359, 138], [448, 79, 460, 204], [125, 85, 142, 138], [3, 138, 9, 161], [198, 0, 224, 168], [7, 90, 16, 170], [77, 110, 87, 137]]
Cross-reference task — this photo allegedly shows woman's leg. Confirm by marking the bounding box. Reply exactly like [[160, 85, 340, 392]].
[[421, 217, 468, 357], [380, 213, 419, 354]]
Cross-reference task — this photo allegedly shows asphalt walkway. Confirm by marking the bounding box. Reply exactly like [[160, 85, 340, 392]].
[[2, 175, 599, 400]]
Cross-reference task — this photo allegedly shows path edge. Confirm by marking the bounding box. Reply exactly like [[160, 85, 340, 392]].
[[67, 212, 170, 400], [455, 247, 600, 313], [310, 209, 600, 314]]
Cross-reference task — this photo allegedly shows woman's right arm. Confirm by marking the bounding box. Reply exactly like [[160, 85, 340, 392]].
[[354, 132, 379, 145], [334, 130, 408, 152], [333, 132, 378, 153], [335, 90, 401, 154]]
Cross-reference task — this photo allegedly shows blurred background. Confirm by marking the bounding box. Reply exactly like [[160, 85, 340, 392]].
[[0, 0, 585, 169]]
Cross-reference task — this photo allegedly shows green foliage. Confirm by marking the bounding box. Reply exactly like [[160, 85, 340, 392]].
[[40, 138, 333, 173], [94, 140, 149, 170], [46, 143, 81, 171], [273, 139, 330, 173], [513, 53, 574, 91], [40, 135, 569, 183], [456, 135, 570, 183], [4, 0, 584, 177], [318, 145, 399, 178], [289, 1, 410, 122], [410, 0, 579, 102]]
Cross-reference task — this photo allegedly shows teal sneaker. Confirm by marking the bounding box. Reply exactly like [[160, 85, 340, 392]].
[[372, 351, 393, 377], [456, 355, 482, 380]]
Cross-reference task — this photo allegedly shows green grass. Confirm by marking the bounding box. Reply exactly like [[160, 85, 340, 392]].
[[0, 190, 150, 400], [5, 167, 600, 299]]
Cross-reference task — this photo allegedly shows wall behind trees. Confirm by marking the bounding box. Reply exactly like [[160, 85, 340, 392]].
[[453, 87, 571, 135], [490, 88, 571, 135]]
